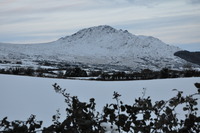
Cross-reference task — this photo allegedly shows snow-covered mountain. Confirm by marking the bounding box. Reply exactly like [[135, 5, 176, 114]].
[[0, 25, 188, 70]]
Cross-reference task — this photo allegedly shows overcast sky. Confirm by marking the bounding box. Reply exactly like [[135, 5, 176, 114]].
[[0, 0, 200, 50]]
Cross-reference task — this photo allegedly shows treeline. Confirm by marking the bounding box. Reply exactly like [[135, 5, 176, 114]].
[[99, 68, 200, 81], [0, 67, 35, 76], [0, 67, 200, 80], [0, 67, 88, 78]]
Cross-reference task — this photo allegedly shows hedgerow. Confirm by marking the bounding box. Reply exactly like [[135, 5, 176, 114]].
[[1, 83, 200, 133]]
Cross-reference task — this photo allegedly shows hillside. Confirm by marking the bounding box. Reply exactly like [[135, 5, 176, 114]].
[[0, 25, 189, 71], [174, 51, 200, 66]]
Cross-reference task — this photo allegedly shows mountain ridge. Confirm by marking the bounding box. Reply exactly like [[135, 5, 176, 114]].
[[0, 25, 191, 71]]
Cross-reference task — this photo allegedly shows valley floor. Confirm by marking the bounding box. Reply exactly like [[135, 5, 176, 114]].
[[0, 74, 200, 127]]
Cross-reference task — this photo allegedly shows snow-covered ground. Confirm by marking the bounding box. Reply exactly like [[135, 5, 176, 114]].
[[0, 74, 200, 127]]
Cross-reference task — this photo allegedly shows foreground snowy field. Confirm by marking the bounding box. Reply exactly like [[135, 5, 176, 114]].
[[0, 74, 200, 127]]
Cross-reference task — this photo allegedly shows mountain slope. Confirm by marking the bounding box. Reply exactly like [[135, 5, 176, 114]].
[[0, 25, 188, 70]]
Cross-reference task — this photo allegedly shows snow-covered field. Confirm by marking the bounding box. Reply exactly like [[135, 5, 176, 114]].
[[0, 74, 200, 127]]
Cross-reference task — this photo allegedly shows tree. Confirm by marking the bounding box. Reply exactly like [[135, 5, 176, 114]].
[[160, 68, 169, 78], [65, 67, 87, 77]]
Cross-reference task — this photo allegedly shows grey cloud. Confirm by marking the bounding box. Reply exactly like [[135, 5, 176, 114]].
[[0, 16, 43, 26], [117, 14, 200, 31], [98, 0, 170, 7], [112, 12, 200, 45], [187, 0, 200, 4]]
